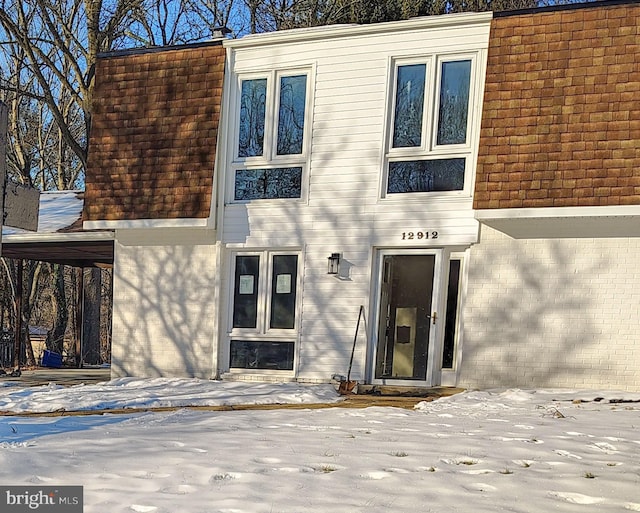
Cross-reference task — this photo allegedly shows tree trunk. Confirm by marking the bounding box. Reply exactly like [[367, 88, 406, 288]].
[[24, 261, 43, 366], [46, 264, 68, 356], [81, 267, 102, 365], [12, 260, 22, 369]]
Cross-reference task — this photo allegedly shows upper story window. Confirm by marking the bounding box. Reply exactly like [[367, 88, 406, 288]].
[[385, 55, 475, 197], [233, 70, 310, 202], [238, 78, 267, 158]]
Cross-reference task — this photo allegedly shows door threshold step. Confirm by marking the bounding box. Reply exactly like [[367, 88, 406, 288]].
[[356, 385, 464, 398]]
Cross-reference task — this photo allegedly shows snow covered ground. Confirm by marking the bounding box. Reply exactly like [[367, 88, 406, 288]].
[[0, 379, 639, 513]]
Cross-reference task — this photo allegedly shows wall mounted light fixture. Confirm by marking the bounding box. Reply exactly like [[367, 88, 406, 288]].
[[327, 253, 341, 275]]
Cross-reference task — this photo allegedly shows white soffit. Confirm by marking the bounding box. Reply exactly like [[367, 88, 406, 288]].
[[475, 206, 640, 239]]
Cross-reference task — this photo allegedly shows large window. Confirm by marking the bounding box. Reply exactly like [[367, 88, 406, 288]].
[[233, 71, 310, 202], [386, 56, 474, 196], [230, 252, 299, 371]]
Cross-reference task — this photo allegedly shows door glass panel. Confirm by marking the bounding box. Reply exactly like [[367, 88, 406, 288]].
[[376, 255, 435, 380], [233, 255, 260, 328], [270, 254, 298, 329], [442, 259, 461, 369]]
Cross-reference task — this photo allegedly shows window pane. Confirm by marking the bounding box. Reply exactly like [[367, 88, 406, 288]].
[[239, 79, 267, 157], [277, 75, 307, 155], [233, 256, 260, 328], [437, 60, 471, 145], [230, 340, 294, 370], [387, 159, 465, 193], [270, 255, 298, 329], [234, 167, 302, 200], [392, 64, 426, 148], [442, 259, 461, 369]]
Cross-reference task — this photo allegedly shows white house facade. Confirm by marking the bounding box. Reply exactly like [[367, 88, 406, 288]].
[[216, 12, 492, 387], [84, 1, 640, 391]]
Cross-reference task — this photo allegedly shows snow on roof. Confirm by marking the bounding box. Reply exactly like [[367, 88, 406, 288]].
[[2, 190, 84, 237]]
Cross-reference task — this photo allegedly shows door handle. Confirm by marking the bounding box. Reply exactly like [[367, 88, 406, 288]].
[[426, 312, 437, 325]]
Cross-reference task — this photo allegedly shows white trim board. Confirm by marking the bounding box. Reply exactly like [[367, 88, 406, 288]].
[[2, 231, 114, 244], [84, 218, 210, 230], [476, 206, 640, 239], [224, 12, 493, 49]]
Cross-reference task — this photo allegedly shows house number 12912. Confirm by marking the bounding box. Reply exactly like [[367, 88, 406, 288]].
[[402, 231, 438, 240]]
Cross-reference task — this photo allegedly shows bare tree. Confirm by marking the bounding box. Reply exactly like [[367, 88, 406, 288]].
[[242, 0, 598, 33]]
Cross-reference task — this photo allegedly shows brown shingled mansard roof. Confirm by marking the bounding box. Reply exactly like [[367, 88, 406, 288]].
[[84, 41, 225, 222]]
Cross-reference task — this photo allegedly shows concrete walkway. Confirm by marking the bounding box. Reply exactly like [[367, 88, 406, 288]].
[[0, 368, 464, 415], [0, 367, 111, 387]]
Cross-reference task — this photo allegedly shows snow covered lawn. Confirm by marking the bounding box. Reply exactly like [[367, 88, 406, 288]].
[[0, 380, 639, 512]]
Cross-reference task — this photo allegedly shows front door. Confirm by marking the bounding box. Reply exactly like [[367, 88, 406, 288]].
[[373, 252, 441, 385]]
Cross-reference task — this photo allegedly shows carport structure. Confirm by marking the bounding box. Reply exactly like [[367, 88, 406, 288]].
[[1, 191, 114, 369]]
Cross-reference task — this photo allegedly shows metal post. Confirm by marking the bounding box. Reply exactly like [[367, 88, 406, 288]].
[[13, 259, 22, 370], [0, 101, 8, 256], [75, 267, 83, 367]]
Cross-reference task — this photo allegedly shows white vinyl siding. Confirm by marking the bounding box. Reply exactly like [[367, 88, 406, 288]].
[[220, 14, 491, 381]]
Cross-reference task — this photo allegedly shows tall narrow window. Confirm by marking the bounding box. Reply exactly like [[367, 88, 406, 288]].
[[238, 79, 267, 157], [437, 60, 471, 146], [442, 259, 461, 369], [392, 64, 426, 148], [233, 256, 260, 328], [270, 255, 298, 329], [277, 75, 307, 155]]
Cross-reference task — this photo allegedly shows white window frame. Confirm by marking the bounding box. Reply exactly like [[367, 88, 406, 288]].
[[440, 250, 469, 387], [383, 52, 480, 200], [228, 250, 301, 339], [431, 54, 477, 153], [387, 56, 436, 159], [229, 68, 312, 204]]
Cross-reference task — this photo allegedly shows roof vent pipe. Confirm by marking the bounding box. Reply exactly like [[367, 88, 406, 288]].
[[212, 27, 232, 40]]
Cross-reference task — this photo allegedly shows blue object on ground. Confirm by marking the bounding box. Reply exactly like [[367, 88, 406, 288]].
[[41, 350, 63, 368]]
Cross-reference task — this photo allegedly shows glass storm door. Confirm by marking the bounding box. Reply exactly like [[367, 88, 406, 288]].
[[374, 253, 440, 384]]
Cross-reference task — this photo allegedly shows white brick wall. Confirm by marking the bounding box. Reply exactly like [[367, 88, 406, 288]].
[[111, 228, 218, 378], [460, 225, 640, 391]]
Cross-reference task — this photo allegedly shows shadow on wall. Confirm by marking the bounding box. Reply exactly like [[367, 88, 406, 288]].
[[221, 132, 378, 382], [463, 234, 605, 388], [112, 240, 216, 378]]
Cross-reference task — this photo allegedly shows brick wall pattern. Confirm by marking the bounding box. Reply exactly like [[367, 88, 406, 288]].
[[84, 43, 224, 220], [475, 4, 640, 209], [461, 225, 640, 391]]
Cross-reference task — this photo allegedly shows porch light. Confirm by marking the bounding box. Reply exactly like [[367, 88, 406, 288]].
[[327, 253, 341, 275]]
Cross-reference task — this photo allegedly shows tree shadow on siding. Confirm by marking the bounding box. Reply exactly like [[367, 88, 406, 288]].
[[111, 242, 216, 378], [463, 235, 605, 387]]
